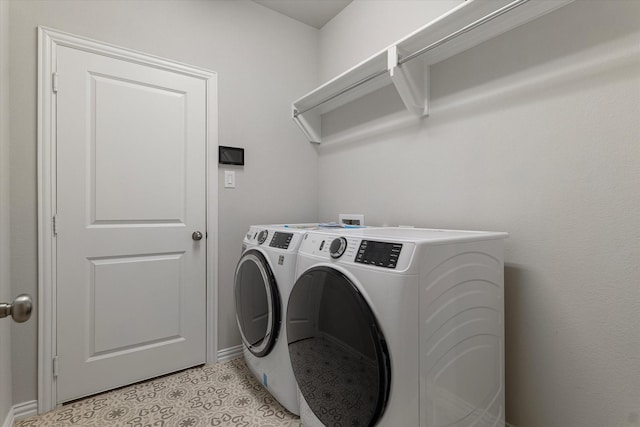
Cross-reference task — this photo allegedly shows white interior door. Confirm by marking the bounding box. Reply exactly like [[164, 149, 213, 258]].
[[55, 44, 207, 403]]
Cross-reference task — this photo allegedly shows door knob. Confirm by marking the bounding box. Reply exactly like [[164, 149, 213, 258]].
[[192, 231, 203, 241], [0, 294, 33, 323]]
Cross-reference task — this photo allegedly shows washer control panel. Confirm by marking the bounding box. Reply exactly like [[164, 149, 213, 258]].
[[302, 232, 414, 271], [313, 236, 359, 259], [355, 240, 403, 269]]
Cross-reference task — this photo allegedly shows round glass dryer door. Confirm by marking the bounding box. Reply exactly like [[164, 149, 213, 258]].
[[234, 250, 280, 357], [287, 266, 390, 426]]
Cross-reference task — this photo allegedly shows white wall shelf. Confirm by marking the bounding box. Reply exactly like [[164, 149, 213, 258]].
[[292, 0, 574, 143]]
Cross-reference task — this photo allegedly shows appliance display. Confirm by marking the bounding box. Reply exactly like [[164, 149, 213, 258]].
[[269, 232, 293, 249], [355, 240, 403, 268]]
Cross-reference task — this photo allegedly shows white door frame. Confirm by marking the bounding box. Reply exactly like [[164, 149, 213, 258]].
[[37, 27, 219, 413], [0, 0, 13, 424]]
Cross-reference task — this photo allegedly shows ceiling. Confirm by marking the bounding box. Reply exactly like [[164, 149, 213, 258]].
[[252, 0, 353, 29]]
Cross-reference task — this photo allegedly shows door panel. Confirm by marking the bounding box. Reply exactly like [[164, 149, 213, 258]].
[[56, 45, 206, 402], [92, 74, 186, 223], [90, 253, 183, 355]]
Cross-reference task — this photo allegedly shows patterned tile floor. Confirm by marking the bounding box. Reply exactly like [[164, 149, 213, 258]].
[[15, 358, 302, 427]]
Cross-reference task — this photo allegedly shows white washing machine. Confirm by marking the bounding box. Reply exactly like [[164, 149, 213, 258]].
[[234, 224, 316, 415], [286, 227, 508, 426]]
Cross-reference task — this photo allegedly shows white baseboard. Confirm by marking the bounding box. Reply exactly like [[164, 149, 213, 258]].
[[217, 344, 243, 362], [2, 400, 37, 427]]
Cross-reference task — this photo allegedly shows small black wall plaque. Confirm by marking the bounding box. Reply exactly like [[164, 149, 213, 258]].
[[219, 146, 244, 165]]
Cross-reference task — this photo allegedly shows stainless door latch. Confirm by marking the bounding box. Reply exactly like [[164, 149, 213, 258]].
[[0, 294, 33, 323]]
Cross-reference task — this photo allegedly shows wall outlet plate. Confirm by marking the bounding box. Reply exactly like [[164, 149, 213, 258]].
[[339, 213, 364, 226]]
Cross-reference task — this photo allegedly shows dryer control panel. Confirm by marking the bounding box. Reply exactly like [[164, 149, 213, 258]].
[[269, 232, 293, 249]]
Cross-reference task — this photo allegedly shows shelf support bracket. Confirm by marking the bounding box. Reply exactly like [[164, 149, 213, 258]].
[[292, 105, 321, 144], [388, 45, 429, 117]]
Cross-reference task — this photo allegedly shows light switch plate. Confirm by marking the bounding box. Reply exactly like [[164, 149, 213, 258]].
[[224, 170, 235, 188]]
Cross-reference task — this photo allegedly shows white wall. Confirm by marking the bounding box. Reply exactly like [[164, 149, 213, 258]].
[[0, 0, 13, 422], [8, 0, 319, 405], [320, 0, 463, 82], [318, 1, 640, 426]]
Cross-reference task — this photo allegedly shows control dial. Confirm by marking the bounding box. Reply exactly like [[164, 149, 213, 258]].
[[257, 230, 268, 245], [329, 237, 348, 259]]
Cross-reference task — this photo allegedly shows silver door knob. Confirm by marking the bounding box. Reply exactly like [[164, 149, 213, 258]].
[[0, 294, 33, 323], [192, 231, 203, 241]]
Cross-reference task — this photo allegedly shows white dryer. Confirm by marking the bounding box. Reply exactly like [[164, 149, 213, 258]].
[[286, 227, 508, 426], [234, 224, 315, 415]]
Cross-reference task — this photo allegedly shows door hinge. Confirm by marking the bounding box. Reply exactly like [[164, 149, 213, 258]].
[[52, 215, 58, 236], [53, 356, 59, 377], [52, 72, 59, 93]]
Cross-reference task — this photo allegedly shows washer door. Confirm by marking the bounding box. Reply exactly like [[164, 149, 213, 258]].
[[234, 249, 280, 357], [287, 266, 390, 426]]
